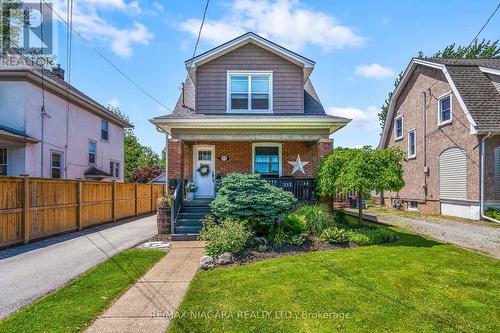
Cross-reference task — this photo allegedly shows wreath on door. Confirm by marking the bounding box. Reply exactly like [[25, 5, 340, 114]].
[[197, 163, 211, 177]]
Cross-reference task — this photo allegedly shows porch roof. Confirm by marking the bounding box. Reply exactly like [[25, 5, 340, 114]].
[[0, 126, 39, 144]]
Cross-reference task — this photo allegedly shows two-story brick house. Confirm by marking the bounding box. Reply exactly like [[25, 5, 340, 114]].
[[379, 58, 500, 221], [0, 60, 132, 181], [151, 33, 350, 236]]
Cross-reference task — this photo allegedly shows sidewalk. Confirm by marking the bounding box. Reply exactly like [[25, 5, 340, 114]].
[[86, 241, 205, 333]]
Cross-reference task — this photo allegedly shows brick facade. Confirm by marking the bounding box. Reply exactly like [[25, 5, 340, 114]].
[[168, 140, 333, 181], [382, 64, 499, 217]]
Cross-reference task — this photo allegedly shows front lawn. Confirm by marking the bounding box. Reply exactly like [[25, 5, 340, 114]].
[[0, 249, 165, 333], [169, 230, 500, 333]]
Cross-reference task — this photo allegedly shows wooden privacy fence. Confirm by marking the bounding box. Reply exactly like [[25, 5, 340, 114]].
[[0, 176, 165, 247]]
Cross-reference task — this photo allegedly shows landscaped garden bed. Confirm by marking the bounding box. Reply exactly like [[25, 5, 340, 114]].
[[197, 173, 399, 269]]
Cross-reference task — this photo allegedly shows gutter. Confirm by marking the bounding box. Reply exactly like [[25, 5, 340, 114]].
[[480, 132, 500, 224]]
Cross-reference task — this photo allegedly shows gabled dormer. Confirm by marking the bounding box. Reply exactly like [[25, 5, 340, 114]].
[[184, 32, 315, 115]]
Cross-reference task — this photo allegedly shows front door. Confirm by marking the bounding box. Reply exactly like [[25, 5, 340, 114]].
[[193, 146, 215, 198]]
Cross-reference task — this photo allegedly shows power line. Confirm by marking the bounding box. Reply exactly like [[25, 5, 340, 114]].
[[187, 0, 210, 85], [41, 0, 170, 111]]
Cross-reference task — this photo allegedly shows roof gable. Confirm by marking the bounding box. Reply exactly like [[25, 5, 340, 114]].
[[185, 32, 315, 82], [379, 58, 500, 148]]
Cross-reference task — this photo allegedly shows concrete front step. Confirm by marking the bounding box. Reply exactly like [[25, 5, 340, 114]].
[[174, 225, 203, 234], [171, 234, 199, 241]]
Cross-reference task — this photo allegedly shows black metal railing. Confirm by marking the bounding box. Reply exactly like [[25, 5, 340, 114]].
[[170, 179, 183, 233], [265, 177, 317, 202]]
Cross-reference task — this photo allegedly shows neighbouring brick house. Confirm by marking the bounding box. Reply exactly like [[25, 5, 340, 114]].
[[379, 58, 500, 220], [151, 33, 350, 236]]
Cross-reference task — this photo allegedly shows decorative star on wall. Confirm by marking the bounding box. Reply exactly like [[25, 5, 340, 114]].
[[288, 154, 309, 174]]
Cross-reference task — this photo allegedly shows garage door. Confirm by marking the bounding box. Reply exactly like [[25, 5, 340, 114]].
[[439, 148, 467, 200]]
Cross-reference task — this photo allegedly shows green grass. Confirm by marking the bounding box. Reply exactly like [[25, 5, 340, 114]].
[[169, 230, 500, 333], [0, 249, 165, 333]]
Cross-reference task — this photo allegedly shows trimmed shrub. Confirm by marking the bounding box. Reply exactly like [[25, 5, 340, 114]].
[[320, 227, 349, 244], [210, 173, 297, 226], [200, 219, 251, 257], [346, 227, 398, 245], [296, 204, 334, 236]]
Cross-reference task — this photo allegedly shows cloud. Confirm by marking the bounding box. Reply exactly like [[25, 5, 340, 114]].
[[354, 64, 395, 79], [52, 0, 153, 57], [327, 106, 379, 130], [108, 97, 120, 108], [152, 2, 165, 12], [180, 0, 364, 51]]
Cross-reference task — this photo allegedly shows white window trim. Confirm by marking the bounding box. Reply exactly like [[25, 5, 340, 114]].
[[0, 147, 8, 176], [88, 140, 97, 165], [407, 201, 419, 211], [394, 115, 403, 141], [50, 150, 64, 179], [407, 129, 416, 159], [226, 70, 273, 114], [437, 92, 453, 126], [110, 160, 120, 179], [252, 142, 282, 177]]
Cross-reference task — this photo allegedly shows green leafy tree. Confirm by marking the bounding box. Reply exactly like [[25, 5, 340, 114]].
[[107, 105, 162, 182], [317, 146, 405, 224], [379, 39, 499, 131], [1, 0, 23, 50]]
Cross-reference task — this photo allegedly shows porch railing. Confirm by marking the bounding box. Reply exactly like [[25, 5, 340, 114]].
[[170, 179, 183, 233], [265, 177, 317, 202]]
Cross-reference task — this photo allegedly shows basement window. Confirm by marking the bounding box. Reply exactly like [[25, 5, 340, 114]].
[[408, 201, 418, 211]]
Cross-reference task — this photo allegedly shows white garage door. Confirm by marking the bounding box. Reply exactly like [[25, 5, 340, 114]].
[[439, 148, 467, 200]]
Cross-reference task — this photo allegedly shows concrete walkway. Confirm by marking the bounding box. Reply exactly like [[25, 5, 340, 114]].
[[86, 241, 205, 333], [0, 215, 157, 319]]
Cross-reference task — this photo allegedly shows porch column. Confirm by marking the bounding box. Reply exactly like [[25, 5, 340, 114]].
[[165, 133, 169, 194]]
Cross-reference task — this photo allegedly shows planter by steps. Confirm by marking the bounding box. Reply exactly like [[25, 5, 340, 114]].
[[157, 207, 171, 234]]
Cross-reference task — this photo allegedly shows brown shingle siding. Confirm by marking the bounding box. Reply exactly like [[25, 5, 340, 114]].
[[196, 43, 304, 114]]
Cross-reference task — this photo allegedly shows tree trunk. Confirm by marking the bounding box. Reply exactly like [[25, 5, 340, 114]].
[[357, 191, 363, 225]]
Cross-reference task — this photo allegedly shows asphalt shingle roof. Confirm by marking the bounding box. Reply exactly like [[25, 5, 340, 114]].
[[425, 58, 500, 131]]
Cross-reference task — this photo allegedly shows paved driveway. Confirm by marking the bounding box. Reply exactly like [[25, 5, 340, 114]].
[[348, 208, 500, 259], [0, 215, 157, 319]]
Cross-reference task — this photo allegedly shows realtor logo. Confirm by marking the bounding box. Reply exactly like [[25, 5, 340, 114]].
[[1, 1, 56, 56]]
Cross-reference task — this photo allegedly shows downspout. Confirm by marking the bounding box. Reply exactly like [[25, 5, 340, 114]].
[[480, 132, 500, 224], [422, 91, 428, 201]]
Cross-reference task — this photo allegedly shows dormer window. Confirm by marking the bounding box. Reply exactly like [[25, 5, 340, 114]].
[[227, 71, 272, 113]]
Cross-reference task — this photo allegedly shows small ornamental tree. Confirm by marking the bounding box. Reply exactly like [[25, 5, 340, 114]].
[[210, 173, 297, 227], [131, 166, 163, 183], [317, 146, 404, 224]]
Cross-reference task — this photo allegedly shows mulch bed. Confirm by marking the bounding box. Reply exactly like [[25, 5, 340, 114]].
[[232, 239, 356, 265]]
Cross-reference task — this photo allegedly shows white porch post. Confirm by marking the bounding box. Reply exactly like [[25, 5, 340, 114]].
[[165, 133, 169, 194]]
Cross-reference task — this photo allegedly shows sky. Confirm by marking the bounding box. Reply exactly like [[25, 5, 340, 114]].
[[43, 0, 500, 153]]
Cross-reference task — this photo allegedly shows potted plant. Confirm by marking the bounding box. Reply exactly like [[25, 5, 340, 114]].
[[185, 181, 198, 201], [156, 194, 172, 234]]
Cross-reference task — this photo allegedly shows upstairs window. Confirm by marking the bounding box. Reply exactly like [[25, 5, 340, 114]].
[[394, 115, 403, 140], [88, 140, 97, 164], [101, 119, 109, 141], [408, 129, 416, 159], [228, 72, 272, 112], [0, 148, 7, 176], [438, 93, 452, 125], [51, 151, 63, 179]]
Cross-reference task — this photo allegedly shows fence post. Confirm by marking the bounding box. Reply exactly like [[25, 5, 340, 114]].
[[135, 183, 139, 216], [112, 181, 116, 222], [150, 184, 154, 213], [22, 175, 30, 244], [77, 180, 82, 230]]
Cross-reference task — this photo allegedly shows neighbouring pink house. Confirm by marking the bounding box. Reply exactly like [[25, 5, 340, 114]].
[[0, 61, 132, 181]]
